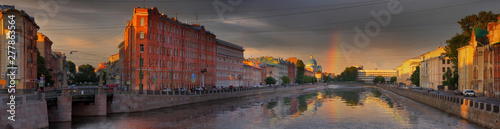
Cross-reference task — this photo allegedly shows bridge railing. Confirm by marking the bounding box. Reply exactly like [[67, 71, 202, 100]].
[[0, 89, 37, 95]]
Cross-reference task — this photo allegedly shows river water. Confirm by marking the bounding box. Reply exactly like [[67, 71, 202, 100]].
[[50, 85, 483, 129]]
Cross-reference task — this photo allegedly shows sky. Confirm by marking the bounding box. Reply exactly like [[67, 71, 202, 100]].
[[3, 0, 500, 74]]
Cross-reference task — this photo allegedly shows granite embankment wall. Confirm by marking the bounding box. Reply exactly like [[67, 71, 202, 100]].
[[109, 84, 325, 113], [0, 94, 49, 129], [378, 85, 500, 129]]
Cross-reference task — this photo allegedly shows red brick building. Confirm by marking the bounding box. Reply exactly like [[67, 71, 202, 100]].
[[121, 7, 217, 91], [1, 5, 39, 89]]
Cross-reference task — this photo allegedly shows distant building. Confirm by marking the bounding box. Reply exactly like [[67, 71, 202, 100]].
[[215, 39, 244, 87], [243, 64, 261, 86], [420, 47, 452, 89], [107, 54, 121, 86], [357, 69, 397, 83], [305, 54, 322, 73], [1, 5, 39, 89], [396, 57, 422, 86]]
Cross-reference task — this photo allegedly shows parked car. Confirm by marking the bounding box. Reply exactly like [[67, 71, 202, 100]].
[[162, 88, 171, 92], [463, 89, 475, 97], [428, 88, 435, 91], [454, 90, 461, 95], [414, 87, 423, 90]]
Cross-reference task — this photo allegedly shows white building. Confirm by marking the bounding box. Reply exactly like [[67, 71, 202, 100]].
[[357, 69, 397, 83], [420, 55, 452, 89]]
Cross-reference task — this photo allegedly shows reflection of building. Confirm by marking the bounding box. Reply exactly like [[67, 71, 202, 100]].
[[1, 5, 39, 89], [216, 39, 244, 87], [357, 69, 397, 83], [420, 47, 452, 89], [121, 7, 217, 91]]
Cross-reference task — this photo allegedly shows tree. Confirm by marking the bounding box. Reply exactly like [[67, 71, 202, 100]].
[[442, 69, 459, 90], [410, 66, 420, 86], [265, 77, 276, 85], [444, 33, 471, 68], [373, 76, 386, 84], [339, 66, 358, 81], [37, 51, 55, 87], [442, 11, 498, 89], [67, 61, 76, 84], [281, 76, 290, 85], [295, 60, 305, 84], [458, 11, 499, 36], [389, 76, 397, 84], [75, 64, 97, 84], [321, 74, 331, 83]]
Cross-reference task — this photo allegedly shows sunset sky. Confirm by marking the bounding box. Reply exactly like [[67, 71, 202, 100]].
[[5, 0, 500, 74]]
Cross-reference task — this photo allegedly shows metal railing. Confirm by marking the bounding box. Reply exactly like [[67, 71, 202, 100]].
[[122, 83, 317, 96]]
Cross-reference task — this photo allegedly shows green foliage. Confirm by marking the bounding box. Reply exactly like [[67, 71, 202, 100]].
[[321, 74, 332, 83], [458, 11, 500, 36], [75, 64, 97, 84], [442, 69, 459, 89], [265, 77, 276, 85], [389, 76, 397, 83], [67, 61, 76, 84], [444, 33, 471, 68], [338, 66, 358, 81], [373, 76, 386, 84], [37, 51, 55, 87], [296, 60, 305, 84], [281, 76, 290, 85], [410, 66, 420, 86], [442, 11, 498, 89]]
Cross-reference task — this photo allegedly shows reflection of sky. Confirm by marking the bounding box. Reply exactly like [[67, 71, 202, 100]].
[[64, 88, 483, 129]]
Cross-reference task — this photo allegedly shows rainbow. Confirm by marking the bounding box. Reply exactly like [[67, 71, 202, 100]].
[[326, 31, 342, 74]]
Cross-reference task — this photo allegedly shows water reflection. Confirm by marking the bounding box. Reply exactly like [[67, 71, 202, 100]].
[[51, 86, 483, 129]]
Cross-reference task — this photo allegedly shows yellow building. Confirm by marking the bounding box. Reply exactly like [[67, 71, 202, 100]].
[[397, 47, 446, 86], [396, 57, 422, 85], [458, 44, 474, 92]]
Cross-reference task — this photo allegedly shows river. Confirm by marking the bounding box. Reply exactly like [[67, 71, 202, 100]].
[[50, 85, 483, 129]]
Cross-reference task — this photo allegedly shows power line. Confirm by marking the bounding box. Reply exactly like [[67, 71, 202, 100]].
[[214, 0, 492, 37]]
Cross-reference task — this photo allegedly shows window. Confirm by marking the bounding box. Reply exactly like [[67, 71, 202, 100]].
[[140, 18, 144, 26], [140, 31, 144, 39], [447, 59, 450, 64], [442, 67, 445, 72], [140, 44, 144, 52]]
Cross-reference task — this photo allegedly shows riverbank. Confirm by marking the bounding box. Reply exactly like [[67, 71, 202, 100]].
[[108, 84, 326, 113], [376, 85, 500, 129]]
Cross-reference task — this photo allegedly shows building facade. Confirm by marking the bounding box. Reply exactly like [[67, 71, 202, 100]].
[[243, 64, 261, 86], [215, 39, 244, 87], [357, 69, 397, 83], [420, 55, 452, 89], [419, 47, 452, 89], [396, 57, 422, 86], [1, 5, 39, 89], [122, 7, 217, 92]]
